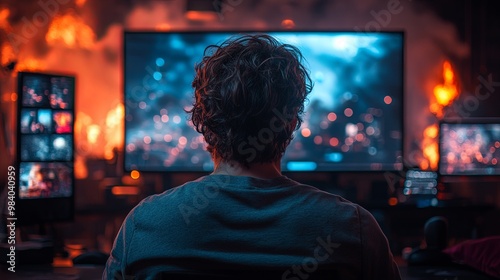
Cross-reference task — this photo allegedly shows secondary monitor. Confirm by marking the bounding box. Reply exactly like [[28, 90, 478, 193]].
[[16, 71, 75, 225], [439, 120, 500, 176]]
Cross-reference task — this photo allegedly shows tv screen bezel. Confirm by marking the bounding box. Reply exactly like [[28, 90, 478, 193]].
[[16, 71, 76, 225], [123, 30, 405, 173], [438, 118, 500, 177]]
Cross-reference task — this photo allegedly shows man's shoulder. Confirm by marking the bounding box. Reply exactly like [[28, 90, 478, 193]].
[[133, 175, 365, 219], [289, 180, 359, 207], [138, 179, 202, 206]]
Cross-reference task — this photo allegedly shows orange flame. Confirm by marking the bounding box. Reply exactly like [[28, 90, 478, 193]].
[[87, 124, 101, 144], [421, 124, 439, 170], [15, 58, 45, 72], [75, 111, 92, 145], [421, 61, 459, 170], [74, 156, 88, 179], [104, 103, 124, 160], [75, 0, 87, 7], [2, 10, 44, 72], [1, 42, 15, 66], [74, 104, 123, 158], [46, 12, 96, 49], [0, 8, 10, 30], [424, 124, 438, 139], [430, 61, 459, 117]]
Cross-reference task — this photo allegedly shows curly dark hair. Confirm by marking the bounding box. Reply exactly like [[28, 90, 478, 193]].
[[188, 34, 313, 166]]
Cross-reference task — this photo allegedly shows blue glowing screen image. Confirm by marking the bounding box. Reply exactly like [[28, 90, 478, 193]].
[[124, 32, 403, 172]]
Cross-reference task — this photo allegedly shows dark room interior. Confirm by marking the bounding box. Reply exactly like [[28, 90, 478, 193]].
[[0, 0, 500, 279]]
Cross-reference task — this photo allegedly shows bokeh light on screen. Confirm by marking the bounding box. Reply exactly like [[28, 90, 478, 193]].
[[124, 32, 403, 171], [440, 123, 500, 175]]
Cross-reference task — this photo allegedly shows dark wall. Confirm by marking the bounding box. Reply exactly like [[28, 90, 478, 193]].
[[426, 0, 500, 117]]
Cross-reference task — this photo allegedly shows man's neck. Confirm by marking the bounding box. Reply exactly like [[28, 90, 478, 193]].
[[212, 160, 282, 180]]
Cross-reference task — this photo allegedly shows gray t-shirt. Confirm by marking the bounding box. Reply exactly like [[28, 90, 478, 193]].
[[104, 174, 401, 279]]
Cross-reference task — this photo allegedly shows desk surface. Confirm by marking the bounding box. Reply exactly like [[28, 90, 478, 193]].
[[1, 264, 494, 280], [0, 265, 103, 279]]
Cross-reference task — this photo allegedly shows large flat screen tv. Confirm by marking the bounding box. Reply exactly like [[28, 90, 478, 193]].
[[124, 31, 404, 172], [439, 119, 500, 176], [16, 71, 75, 225]]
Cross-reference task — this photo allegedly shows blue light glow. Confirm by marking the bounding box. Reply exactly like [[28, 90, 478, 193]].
[[325, 153, 343, 162], [286, 162, 317, 171], [153, 72, 162, 81], [156, 58, 165, 67]]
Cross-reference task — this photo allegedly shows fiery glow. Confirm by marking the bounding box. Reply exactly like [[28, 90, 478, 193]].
[[104, 149, 115, 160], [46, 13, 96, 49], [155, 23, 171, 31], [104, 103, 125, 161], [74, 103, 124, 164], [15, 58, 45, 71], [1, 43, 15, 66], [421, 124, 439, 170], [106, 103, 124, 128], [87, 124, 101, 144], [75, 0, 87, 7], [75, 112, 92, 143], [421, 61, 460, 170], [74, 156, 88, 179], [424, 124, 439, 139], [185, 11, 217, 21], [0, 8, 10, 30], [431, 61, 459, 117], [422, 142, 439, 170], [281, 19, 295, 29]]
